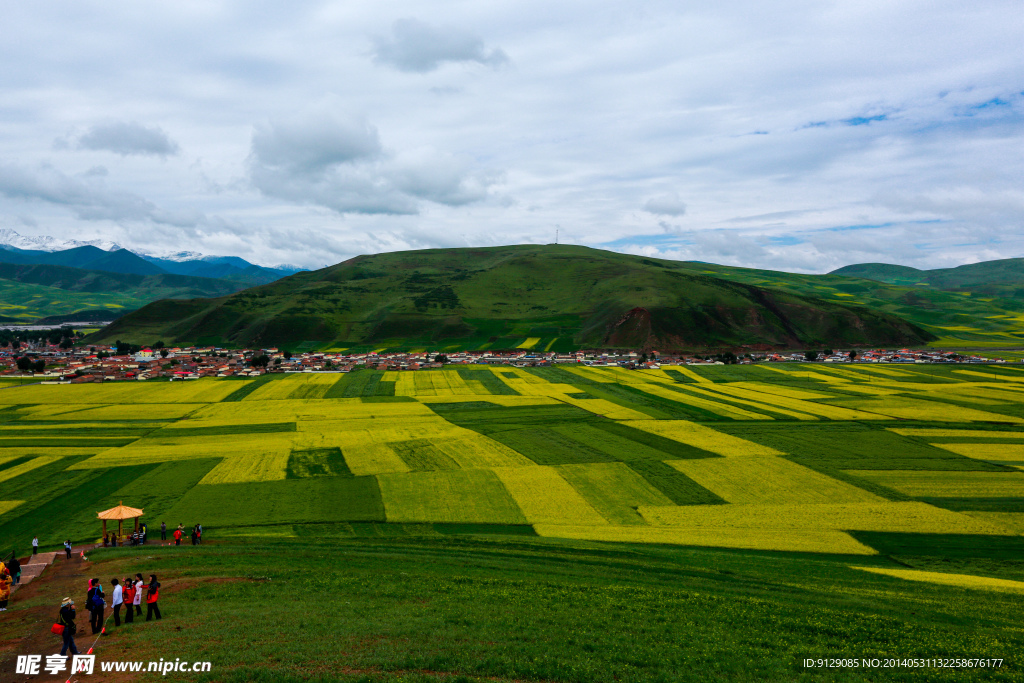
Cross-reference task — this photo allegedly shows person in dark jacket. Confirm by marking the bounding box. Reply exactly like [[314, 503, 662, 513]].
[[145, 574, 161, 621], [7, 555, 20, 585], [58, 598, 79, 656], [160, 522, 167, 541], [86, 578, 104, 634]]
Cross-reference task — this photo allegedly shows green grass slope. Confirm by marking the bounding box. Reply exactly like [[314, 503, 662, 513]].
[[0, 262, 247, 321], [88, 245, 933, 351], [692, 261, 1024, 347]]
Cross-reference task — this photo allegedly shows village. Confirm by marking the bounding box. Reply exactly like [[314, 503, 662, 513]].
[[0, 331, 1015, 382]]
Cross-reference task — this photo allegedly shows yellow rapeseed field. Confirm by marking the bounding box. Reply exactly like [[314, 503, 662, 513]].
[[667, 457, 884, 504], [620, 420, 782, 456], [0, 501, 23, 517], [889, 428, 1024, 438], [628, 382, 771, 420], [491, 466, 608, 526], [0, 456, 63, 484], [851, 567, 1024, 593], [850, 470, 1024, 497], [377, 469, 527, 523], [962, 511, 1024, 535], [676, 385, 819, 420], [197, 447, 291, 484], [932, 443, 1024, 461], [638, 501, 1011, 534], [533, 524, 875, 555], [836, 398, 1024, 423]]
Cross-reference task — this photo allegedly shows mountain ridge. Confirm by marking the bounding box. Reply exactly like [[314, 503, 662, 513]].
[[88, 244, 935, 352]]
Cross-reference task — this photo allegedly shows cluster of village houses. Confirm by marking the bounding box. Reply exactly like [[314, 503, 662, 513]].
[[0, 343, 1012, 383]]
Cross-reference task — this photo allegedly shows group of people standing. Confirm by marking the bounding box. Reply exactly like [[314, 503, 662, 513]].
[[57, 574, 162, 656], [166, 522, 202, 545]]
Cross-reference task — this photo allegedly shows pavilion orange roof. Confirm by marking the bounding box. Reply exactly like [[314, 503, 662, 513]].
[[97, 502, 144, 520]]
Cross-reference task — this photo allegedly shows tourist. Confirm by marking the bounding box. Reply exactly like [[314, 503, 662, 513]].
[[57, 598, 78, 656], [8, 554, 20, 585], [197, 523, 202, 544], [87, 578, 104, 634], [64, 539, 72, 559], [122, 577, 134, 624], [133, 574, 144, 616], [145, 574, 161, 621], [190, 526, 198, 545], [31, 536, 38, 555], [0, 563, 11, 611], [161, 521, 167, 541], [173, 527, 183, 545], [110, 578, 122, 626]]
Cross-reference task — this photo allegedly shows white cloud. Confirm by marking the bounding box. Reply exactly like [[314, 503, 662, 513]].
[[62, 121, 180, 157], [0, 1, 1021, 270], [372, 18, 508, 73], [644, 193, 687, 217]]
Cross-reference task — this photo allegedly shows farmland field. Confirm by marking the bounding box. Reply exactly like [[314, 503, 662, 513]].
[[3, 363, 1024, 680], [3, 365, 1024, 553]]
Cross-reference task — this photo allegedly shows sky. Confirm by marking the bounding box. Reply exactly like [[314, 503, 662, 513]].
[[0, 1, 1022, 272]]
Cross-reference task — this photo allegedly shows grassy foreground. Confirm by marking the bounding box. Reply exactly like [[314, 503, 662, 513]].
[[5, 532, 1021, 682]]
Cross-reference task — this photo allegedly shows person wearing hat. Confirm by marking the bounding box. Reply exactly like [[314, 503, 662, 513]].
[[58, 597, 79, 656]]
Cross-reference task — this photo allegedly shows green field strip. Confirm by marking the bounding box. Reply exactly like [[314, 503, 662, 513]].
[[427, 402, 600, 431], [432, 522, 537, 536], [625, 460, 726, 506], [526, 367, 681, 418], [221, 374, 279, 402], [81, 458, 221, 530], [0, 463, 161, 549], [850, 531, 1024, 560], [378, 469, 526, 524], [488, 427, 618, 465], [916, 497, 1024, 512], [627, 382, 772, 420], [672, 384, 822, 420], [849, 470, 1024, 498], [549, 423, 705, 462], [287, 447, 355, 478], [0, 436, 138, 448], [454, 366, 520, 395], [164, 476, 386, 525], [389, 439, 461, 471], [150, 421, 297, 437], [558, 462, 674, 524], [322, 373, 354, 398]]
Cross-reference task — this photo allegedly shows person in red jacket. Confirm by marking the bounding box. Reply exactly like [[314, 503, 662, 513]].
[[145, 575, 161, 621], [173, 527, 183, 546], [122, 577, 135, 624]]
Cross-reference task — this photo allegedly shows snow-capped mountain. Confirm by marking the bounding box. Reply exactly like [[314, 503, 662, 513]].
[[0, 228, 123, 252], [0, 229, 302, 275]]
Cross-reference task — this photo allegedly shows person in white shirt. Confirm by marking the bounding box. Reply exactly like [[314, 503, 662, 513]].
[[31, 537, 38, 555], [132, 574, 143, 616], [110, 578, 123, 626]]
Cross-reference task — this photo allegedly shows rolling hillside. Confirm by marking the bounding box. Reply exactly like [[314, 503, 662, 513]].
[[89, 245, 933, 351], [0, 262, 247, 321]]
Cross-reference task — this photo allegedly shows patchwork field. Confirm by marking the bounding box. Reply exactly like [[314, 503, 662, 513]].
[[2, 363, 1024, 565]]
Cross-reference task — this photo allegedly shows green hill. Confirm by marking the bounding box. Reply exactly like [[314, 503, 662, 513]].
[[0, 262, 248, 321], [89, 244, 933, 351]]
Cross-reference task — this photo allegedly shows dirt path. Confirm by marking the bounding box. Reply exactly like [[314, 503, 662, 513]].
[[0, 545, 101, 682]]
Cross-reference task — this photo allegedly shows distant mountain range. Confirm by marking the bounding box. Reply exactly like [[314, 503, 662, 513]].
[[0, 229, 305, 323], [0, 229, 302, 280]]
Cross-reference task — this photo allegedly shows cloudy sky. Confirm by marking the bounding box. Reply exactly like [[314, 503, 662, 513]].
[[1, 1, 1022, 271]]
